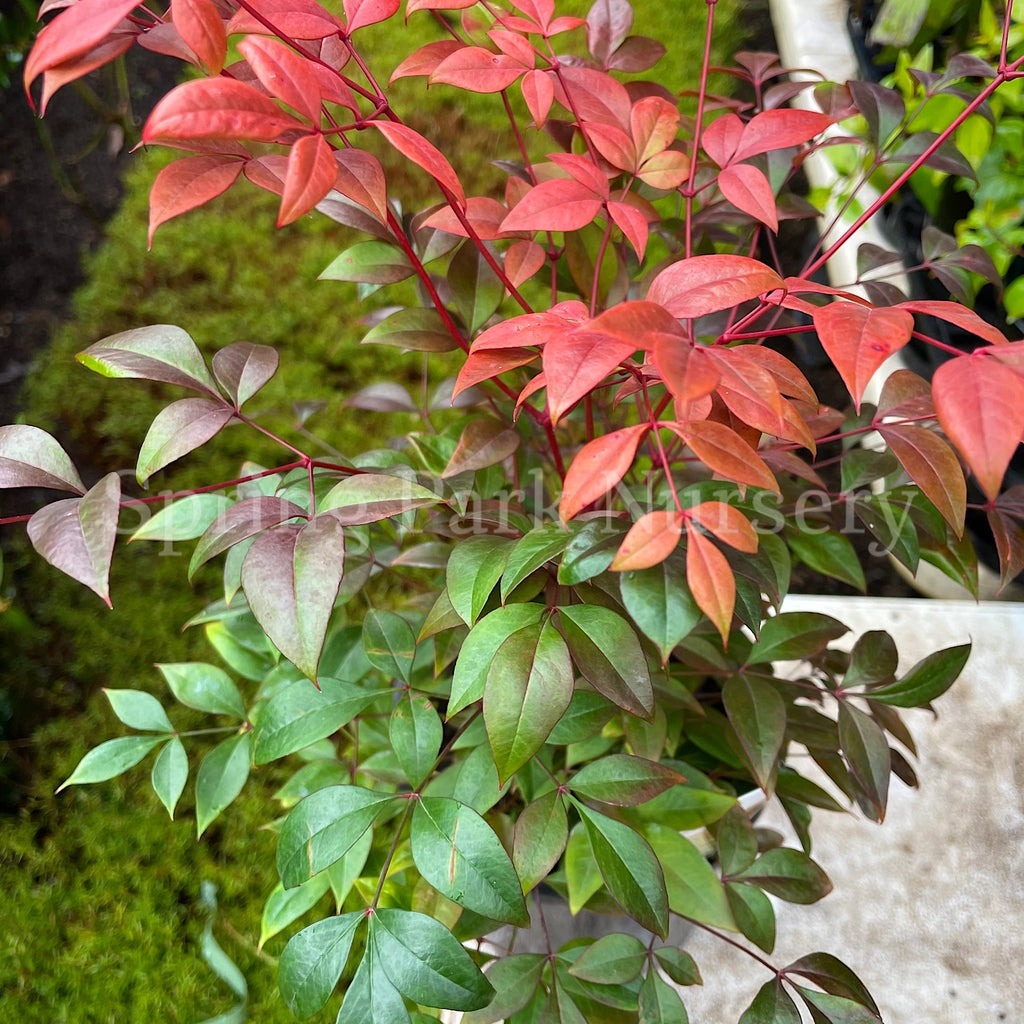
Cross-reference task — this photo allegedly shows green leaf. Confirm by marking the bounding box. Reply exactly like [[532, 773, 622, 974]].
[[739, 978, 801, 1024], [337, 942, 411, 1024], [327, 827, 373, 911], [619, 556, 702, 662], [636, 779, 737, 831], [735, 847, 832, 904], [722, 676, 786, 794], [412, 797, 529, 925], [151, 737, 188, 819], [241, 516, 346, 681], [484, 616, 574, 782], [500, 524, 573, 601], [278, 785, 399, 888], [513, 789, 569, 894], [278, 912, 363, 1019], [136, 397, 234, 484], [363, 609, 417, 684], [639, 967, 689, 1024], [319, 239, 414, 284], [321, 473, 441, 525], [785, 953, 880, 1016], [716, 803, 759, 876], [390, 691, 444, 788], [57, 735, 165, 792], [103, 688, 174, 732], [449, 237, 504, 332], [196, 732, 252, 837], [370, 908, 494, 1010], [787, 528, 866, 591], [748, 612, 848, 664], [558, 605, 654, 719], [78, 324, 220, 395], [569, 754, 684, 807], [131, 493, 234, 542], [0, 424, 84, 492], [645, 824, 736, 930], [837, 703, 891, 822], [254, 677, 383, 764], [855, 495, 920, 574], [449, 603, 544, 717], [547, 690, 616, 745], [794, 986, 883, 1024], [450, 741, 508, 814], [362, 306, 459, 353], [557, 519, 624, 585], [446, 535, 512, 626], [320, 625, 375, 682], [461, 954, 547, 1024], [157, 661, 247, 719], [565, 823, 604, 914], [575, 801, 669, 937], [726, 882, 776, 953], [842, 630, 898, 689], [569, 933, 647, 984], [259, 873, 332, 950], [653, 947, 702, 987], [864, 643, 970, 707]]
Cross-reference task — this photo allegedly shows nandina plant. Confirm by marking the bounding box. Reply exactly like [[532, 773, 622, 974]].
[[5, 0, 1024, 1021]]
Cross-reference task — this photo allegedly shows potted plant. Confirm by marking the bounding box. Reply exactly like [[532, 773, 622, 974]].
[[4, 0, 1022, 1020]]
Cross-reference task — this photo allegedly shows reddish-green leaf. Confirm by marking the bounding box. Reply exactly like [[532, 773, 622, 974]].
[[785, 953, 880, 1016], [569, 754, 684, 806], [865, 642, 970, 708], [390, 691, 443, 788], [279, 132, 339, 226], [618, 554, 702, 662], [319, 239, 413, 285], [837, 703, 890, 822], [363, 308, 456, 353], [513, 789, 568, 893], [988, 506, 1024, 589], [610, 510, 684, 571], [27, 472, 121, 605], [445, 534, 512, 627], [136, 397, 234, 484], [78, 324, 219, 395], [722, 676, 786, 794], [143, 78, 306, 144], [240, 516, 346, 680], [686, 526, 735, 643], [344, 0, 400, 32], [559, 423, 648, 523], [647, 255, 784, 319], [735, 847, 832, 904], [718, 164, 779, 231], [877, 423, 965, 536], [189, 496, 306, 577], [814, 302, 914, 410], [173, 0, 227, 74], [212, 342, 279, 409], [499, 522, 573, 599], [148, 155, 243, 245], [748, 612, 847, 664], [237, 34, 323, 123], [794, 987, 883, 1024], [739, 978, 801, 1024], [501, 179, 603, 234], [484, 616, 573, 782], [932, 354, 1024, 500], [321, 473, 440, 524], [442, 418, 520, 478], [369, 121, 465, 205], [431, 45, 528, 92], [0, 425, 85, 493]]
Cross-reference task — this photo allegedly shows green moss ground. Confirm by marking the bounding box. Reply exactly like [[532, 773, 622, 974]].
[[1, 5, 742, 1021]]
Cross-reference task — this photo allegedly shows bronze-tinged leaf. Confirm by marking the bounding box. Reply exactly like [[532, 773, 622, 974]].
[[136, 397, 235, 484], [647, 254, 784, 319], [672, 420, 779, 493], [932, 354, 1024, 500], [687, 501, 758, 553], [736, 345, 816, 404], [0, 425, 85, 494], [148, 155, 244, 246], [442, 419, 520, 477], [653, 335, 720, 405], [877, 423, 966, 536], [212, 342, 279, 409], [814, 301, 914, 410], [453, 348, 537, 396], [686, 525, 735, 643], [987, 507, 1024, 590], [876, 367, 933, 416], [559, 424, 649, 523], [610, 510, 684, 571]]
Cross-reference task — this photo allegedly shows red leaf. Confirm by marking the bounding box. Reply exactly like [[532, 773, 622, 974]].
[[559, 424, 649, 523], [148, 155, 243, 245], [702, 112, 743, 167], [422, 197, 510, 239], [504, 240, 547, 287], [687, 501, 758, 552], [36, 31, 135, 115], [608, 200, 649, 257], [588, 121, 637, 172], [610, 510, 683, 570], [672, 420, 780, 493], [225, 0, 344, 39], [244, 153, 288, 195], [143, 78, 305, 145], [542, 331, 636, 424], [279, 133, 339, 226], [630, 96, 678, 164], [431, 45, 528, 92], [636, 149, 690, 191], [717, 164, 778, 231], [390, 39, 463, 81], [24, 0, 140, 105], [987, 508, 1024, 591], [583, 301, 681, 350], [521, 68, 554, 125], [471, 305, 584, 352], [500, 178, 603, 233], [737, 346, 816, 404], [137, 21, 201, 65], [896, 299, 1009, 348], [686, 525, 735, 643], [878, 423, 966, 536], [368, 121, 465, 206], [706, 346, 789, 438], [647, 255, 784, 319], [733, 109, 833, 162], [332, 148, 388, 223], [546, 152, 610, 198], [654, 337, 720, 405], [814, 301, 914, 410], [932, 355, 1024, 500], [405, 0, 476, 12], [552, 65, 632, 129], [344, 0, 400, 32], [512, 0, 554, 31], [173, 0, 227, 74], [237, 35, 323, 123], [453, 348, 537, 395]]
